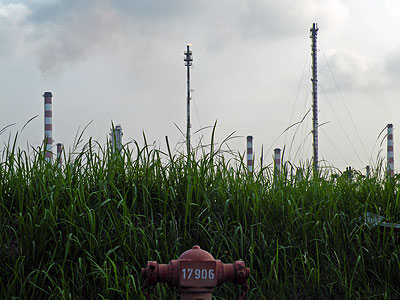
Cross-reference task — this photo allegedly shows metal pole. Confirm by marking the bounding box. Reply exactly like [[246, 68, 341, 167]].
[[184, 44, 193, 158], [387, 124, 394, 177], [43, 92, 53, 162], [310, 23, 319, 175]]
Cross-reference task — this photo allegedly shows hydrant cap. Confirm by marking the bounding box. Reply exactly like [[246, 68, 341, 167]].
[[179, 245, 215, 260]]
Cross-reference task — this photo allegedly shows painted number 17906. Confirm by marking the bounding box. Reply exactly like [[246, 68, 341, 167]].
[[181, 268, 215, 280], [179, 261, 217, 287]]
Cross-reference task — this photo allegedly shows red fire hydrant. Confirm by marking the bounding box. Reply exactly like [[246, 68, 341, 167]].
[[141, 245, 250, 300]]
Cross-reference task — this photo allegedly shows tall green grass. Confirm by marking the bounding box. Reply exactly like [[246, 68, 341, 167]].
[[1, 132, 400, 299]]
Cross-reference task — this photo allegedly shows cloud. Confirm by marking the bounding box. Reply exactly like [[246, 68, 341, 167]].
[[25, 0, 208, 77], [319, 46, 400, 95], [0, 2, 30, 22], [0, 0, 351, 77], [0, 2, 32, 57], [34, 2, 123, 78], [301, 0, 349, 27], [319, 50, 375, 91], [26, 0, 217, 77], [385, 45, 400, 80], [26, 0, 207, 24], [238, 0, 349, 40]]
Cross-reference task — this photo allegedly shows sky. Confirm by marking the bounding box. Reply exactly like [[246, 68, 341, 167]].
[[1, 0, 400, 173]]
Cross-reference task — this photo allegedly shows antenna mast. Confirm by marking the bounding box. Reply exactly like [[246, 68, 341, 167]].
[[310, 23, 319, 175], [184, 44, 193, 157]]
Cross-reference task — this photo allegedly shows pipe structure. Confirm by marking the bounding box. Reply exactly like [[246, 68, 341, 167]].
[[346, 166, 353, 181], [56, 143, 63, 165], [387, 124, 394, 177], [366, 165, 370, 178], [274, 148, 281, 176], [296, 168, 304, 182], [247, 136, 253, 172], [110, 124, 123, 152], [43, 92, 53, 162]]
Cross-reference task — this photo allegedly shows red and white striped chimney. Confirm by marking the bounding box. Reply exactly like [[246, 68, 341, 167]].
[[247, 136, 253, 172], [387, 123, 394, 176], [274, 148, 281, 175], [43, 92, 53, 162]]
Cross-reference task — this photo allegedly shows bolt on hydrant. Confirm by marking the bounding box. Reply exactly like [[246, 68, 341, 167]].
[[141, 245, 250, 300]]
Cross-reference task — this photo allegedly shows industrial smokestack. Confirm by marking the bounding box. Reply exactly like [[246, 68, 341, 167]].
[[247, 136, 253, 172], [110, 124, 123, 153], [387, 124, 394, 177], [274, 148, 281, 176], [43, 92, 53, 162]]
